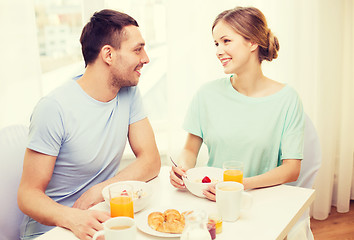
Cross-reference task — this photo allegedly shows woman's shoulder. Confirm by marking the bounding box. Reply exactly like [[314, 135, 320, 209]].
[[263, 78, 300, 100], [197, 77, 229, 93]]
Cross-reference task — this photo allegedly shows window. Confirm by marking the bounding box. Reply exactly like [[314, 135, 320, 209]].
[[34, 0, 83, 73], [34, 0, 169, 161]]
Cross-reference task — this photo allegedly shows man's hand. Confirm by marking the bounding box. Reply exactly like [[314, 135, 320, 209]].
[[64, 209, 110, 240], [73, 184, 104, 210]]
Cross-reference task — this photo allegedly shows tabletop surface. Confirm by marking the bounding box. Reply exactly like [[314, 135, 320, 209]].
[[35, 166, 315, 240]]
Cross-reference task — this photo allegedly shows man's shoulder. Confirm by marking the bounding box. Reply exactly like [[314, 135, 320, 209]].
[[47, 79, 76, 98], [35, 80, 78, 112]]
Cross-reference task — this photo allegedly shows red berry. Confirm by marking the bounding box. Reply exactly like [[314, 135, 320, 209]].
[[202, 176, 211, 183]]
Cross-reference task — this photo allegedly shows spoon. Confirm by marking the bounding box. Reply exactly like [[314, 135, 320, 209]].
[[170, 156, 178, 167], [170, 157, 188, 180]]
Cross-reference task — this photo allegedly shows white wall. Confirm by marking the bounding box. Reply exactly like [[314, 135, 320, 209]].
[[0, 0, 42, 129]]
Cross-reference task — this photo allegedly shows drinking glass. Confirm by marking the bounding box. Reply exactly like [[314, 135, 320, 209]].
[[223, 161, 244, 183], [109, 184, 134, 218]]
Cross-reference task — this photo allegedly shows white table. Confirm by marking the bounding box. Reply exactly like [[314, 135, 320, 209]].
[[36, 166, 315, 240]]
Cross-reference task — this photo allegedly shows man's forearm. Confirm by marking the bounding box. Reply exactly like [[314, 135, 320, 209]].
[[101, 153, 161, 189], [18, 187, 71, 228]]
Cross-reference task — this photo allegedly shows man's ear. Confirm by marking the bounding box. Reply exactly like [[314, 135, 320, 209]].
[[100, 45, 113, 65]]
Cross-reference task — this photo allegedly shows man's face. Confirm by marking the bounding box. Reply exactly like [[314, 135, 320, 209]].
[[110, 25, 149, 88]]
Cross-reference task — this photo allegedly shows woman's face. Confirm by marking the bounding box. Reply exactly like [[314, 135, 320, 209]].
[[212, 21, 254, 75]]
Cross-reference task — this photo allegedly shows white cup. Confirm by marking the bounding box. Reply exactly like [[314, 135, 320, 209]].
[[93, 217, 136, 240], [215, 181, 252, 222]]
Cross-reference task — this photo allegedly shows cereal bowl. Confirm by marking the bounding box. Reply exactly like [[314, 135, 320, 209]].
[[102, 181, 152, 213], [183, 167, 223, 198]]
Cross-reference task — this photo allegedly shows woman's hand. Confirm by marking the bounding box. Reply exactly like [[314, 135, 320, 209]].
[[203, 184, 216, 202], [169, 166, 187, 189]]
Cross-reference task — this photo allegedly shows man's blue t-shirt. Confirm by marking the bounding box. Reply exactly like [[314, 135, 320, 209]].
[[20, 79, 146, 239]]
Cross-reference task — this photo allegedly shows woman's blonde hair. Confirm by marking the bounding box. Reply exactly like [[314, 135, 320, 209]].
[[212, 7, 279, 63]]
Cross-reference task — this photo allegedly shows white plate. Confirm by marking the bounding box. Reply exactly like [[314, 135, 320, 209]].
[[135, 207, 189, 238]]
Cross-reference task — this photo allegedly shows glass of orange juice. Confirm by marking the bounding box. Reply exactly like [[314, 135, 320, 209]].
[[109, 184, 134, 219], [223, 161, 244, 183]]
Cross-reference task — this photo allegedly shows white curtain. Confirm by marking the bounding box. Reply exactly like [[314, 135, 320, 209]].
[[310, 0, 354, 218], [165, 0, 354, 220]]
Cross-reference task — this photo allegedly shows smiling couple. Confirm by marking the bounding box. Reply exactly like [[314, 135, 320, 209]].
[[18, 7, 304, 240]]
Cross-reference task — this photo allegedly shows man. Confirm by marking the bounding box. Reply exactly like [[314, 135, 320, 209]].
[[18, 9, 161, 240]]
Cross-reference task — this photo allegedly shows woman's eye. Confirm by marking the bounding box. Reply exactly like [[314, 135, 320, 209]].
[[135, 48, 142, 53], [224, 39, 230, 43]]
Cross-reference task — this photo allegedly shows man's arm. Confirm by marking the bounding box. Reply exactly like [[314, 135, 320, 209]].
[[73, 117, 161, 209], [17, 149, 110, 240], [116, 117, 161, 181]]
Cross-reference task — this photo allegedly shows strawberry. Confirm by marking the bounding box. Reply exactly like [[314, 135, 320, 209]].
[[202, 176, 211, 183], [121, 190, 129, 196]]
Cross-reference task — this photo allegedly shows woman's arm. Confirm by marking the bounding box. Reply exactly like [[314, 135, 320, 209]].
[[243, 159, 301, 190], [204, 159, 301, 201], [170, 133, 203, 188]]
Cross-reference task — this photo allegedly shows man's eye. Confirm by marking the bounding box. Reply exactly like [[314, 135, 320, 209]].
[[135, 48, 142, 53]]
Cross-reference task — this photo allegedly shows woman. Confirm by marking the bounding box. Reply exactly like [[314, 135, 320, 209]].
[[170, 6, 304, 201]]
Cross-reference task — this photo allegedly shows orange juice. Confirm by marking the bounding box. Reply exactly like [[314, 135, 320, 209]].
[[223, 169, 243, 183], [209, 215, 223, 234], [110, 196, 134, 218]]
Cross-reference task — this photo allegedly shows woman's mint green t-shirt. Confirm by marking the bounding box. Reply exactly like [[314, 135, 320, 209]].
[[183, 77, 304, 177]]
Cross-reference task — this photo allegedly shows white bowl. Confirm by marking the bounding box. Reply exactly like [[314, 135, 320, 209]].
[[102, 181, 152, 213], [183, 167, 223, 198]]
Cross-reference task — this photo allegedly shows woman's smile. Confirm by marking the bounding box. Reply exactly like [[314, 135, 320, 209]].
[[219, 57, 232, 66]]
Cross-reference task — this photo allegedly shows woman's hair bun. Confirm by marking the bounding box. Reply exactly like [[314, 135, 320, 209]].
[[260, 30, 279, 62]]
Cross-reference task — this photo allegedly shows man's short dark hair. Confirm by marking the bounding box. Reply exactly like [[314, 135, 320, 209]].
[[80, 9, 138, 66]]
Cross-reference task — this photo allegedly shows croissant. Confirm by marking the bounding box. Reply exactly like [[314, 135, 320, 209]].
[[148, 209, 191, 234], [164, 209, 181, 222], [163, 220, 184, 233], [147, 212, 164, 230]]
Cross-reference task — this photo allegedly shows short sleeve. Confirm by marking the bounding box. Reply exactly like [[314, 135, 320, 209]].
[[129, 87, 146, 125], [280, 93, 305, 160], [28, 97, 65, 156], [182, 92, 203, 139]]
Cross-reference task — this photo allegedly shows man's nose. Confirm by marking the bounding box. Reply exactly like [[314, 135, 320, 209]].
[[141, 50, 150, 64]]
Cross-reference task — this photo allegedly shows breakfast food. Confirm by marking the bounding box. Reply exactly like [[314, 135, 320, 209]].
[[207, 220, 216, 239], [195, 176, 218, 184], [148, 209, 190, 234], [202, 176, 211, 183], [132, 189, 145, 199], [208, 215, 222, 234]]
